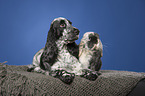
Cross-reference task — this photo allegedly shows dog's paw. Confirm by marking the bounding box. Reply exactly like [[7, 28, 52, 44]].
[[80, 69, 100, 81], [50, 70, 75, 84]]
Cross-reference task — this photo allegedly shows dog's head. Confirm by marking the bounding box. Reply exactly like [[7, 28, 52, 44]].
[[79, 32, 103, 57], [49, 17, 80, 44]]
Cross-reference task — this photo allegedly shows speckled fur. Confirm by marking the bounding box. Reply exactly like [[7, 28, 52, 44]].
[[79, 32, 103, 71], [28, 17, 81, 84], [28, 18, 103, 84]]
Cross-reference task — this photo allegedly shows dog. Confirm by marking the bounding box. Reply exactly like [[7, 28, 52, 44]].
[[28, 17, 101, 84], [79, 32, 103, 74]]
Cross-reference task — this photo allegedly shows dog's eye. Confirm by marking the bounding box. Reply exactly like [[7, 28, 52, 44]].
[[60, 24, 66, 28]]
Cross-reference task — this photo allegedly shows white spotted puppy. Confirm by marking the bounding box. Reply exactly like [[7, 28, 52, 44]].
[[79, 32, 103, 79]]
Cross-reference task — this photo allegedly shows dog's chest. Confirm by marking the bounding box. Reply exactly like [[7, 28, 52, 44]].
[[79, 49, 93, 69], [56, 40, 77, 64], [58, 46, 76, 64]]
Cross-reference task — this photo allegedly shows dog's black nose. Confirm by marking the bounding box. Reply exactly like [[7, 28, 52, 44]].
[[74, 28, 80, 35]]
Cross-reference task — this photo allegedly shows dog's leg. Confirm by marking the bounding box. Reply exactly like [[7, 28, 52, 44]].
[[80, 69, 101, 81], [50, 70, 75, 84]]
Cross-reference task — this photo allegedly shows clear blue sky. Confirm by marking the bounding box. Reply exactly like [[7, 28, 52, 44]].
[[0, 0, 145, 72]]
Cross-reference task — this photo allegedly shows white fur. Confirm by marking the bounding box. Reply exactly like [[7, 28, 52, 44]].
[[79, 50, 94, 69], [79, 32, 103, 70], [32, 48, 44, 67], [27, 48, 50, 75]]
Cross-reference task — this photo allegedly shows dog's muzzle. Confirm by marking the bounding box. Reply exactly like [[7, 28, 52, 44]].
[[66, 28, 80, 43], [74, 28, 80, 35]]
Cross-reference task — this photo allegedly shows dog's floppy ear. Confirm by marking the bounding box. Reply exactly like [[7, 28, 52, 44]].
[[40, 23, 59, 70], [49, 23, 62, 40], [48, 24, 57, 41]]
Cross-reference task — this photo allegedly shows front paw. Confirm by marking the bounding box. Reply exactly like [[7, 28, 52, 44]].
[[80, 69, 100, 81], [50, 70, 75, 84]]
